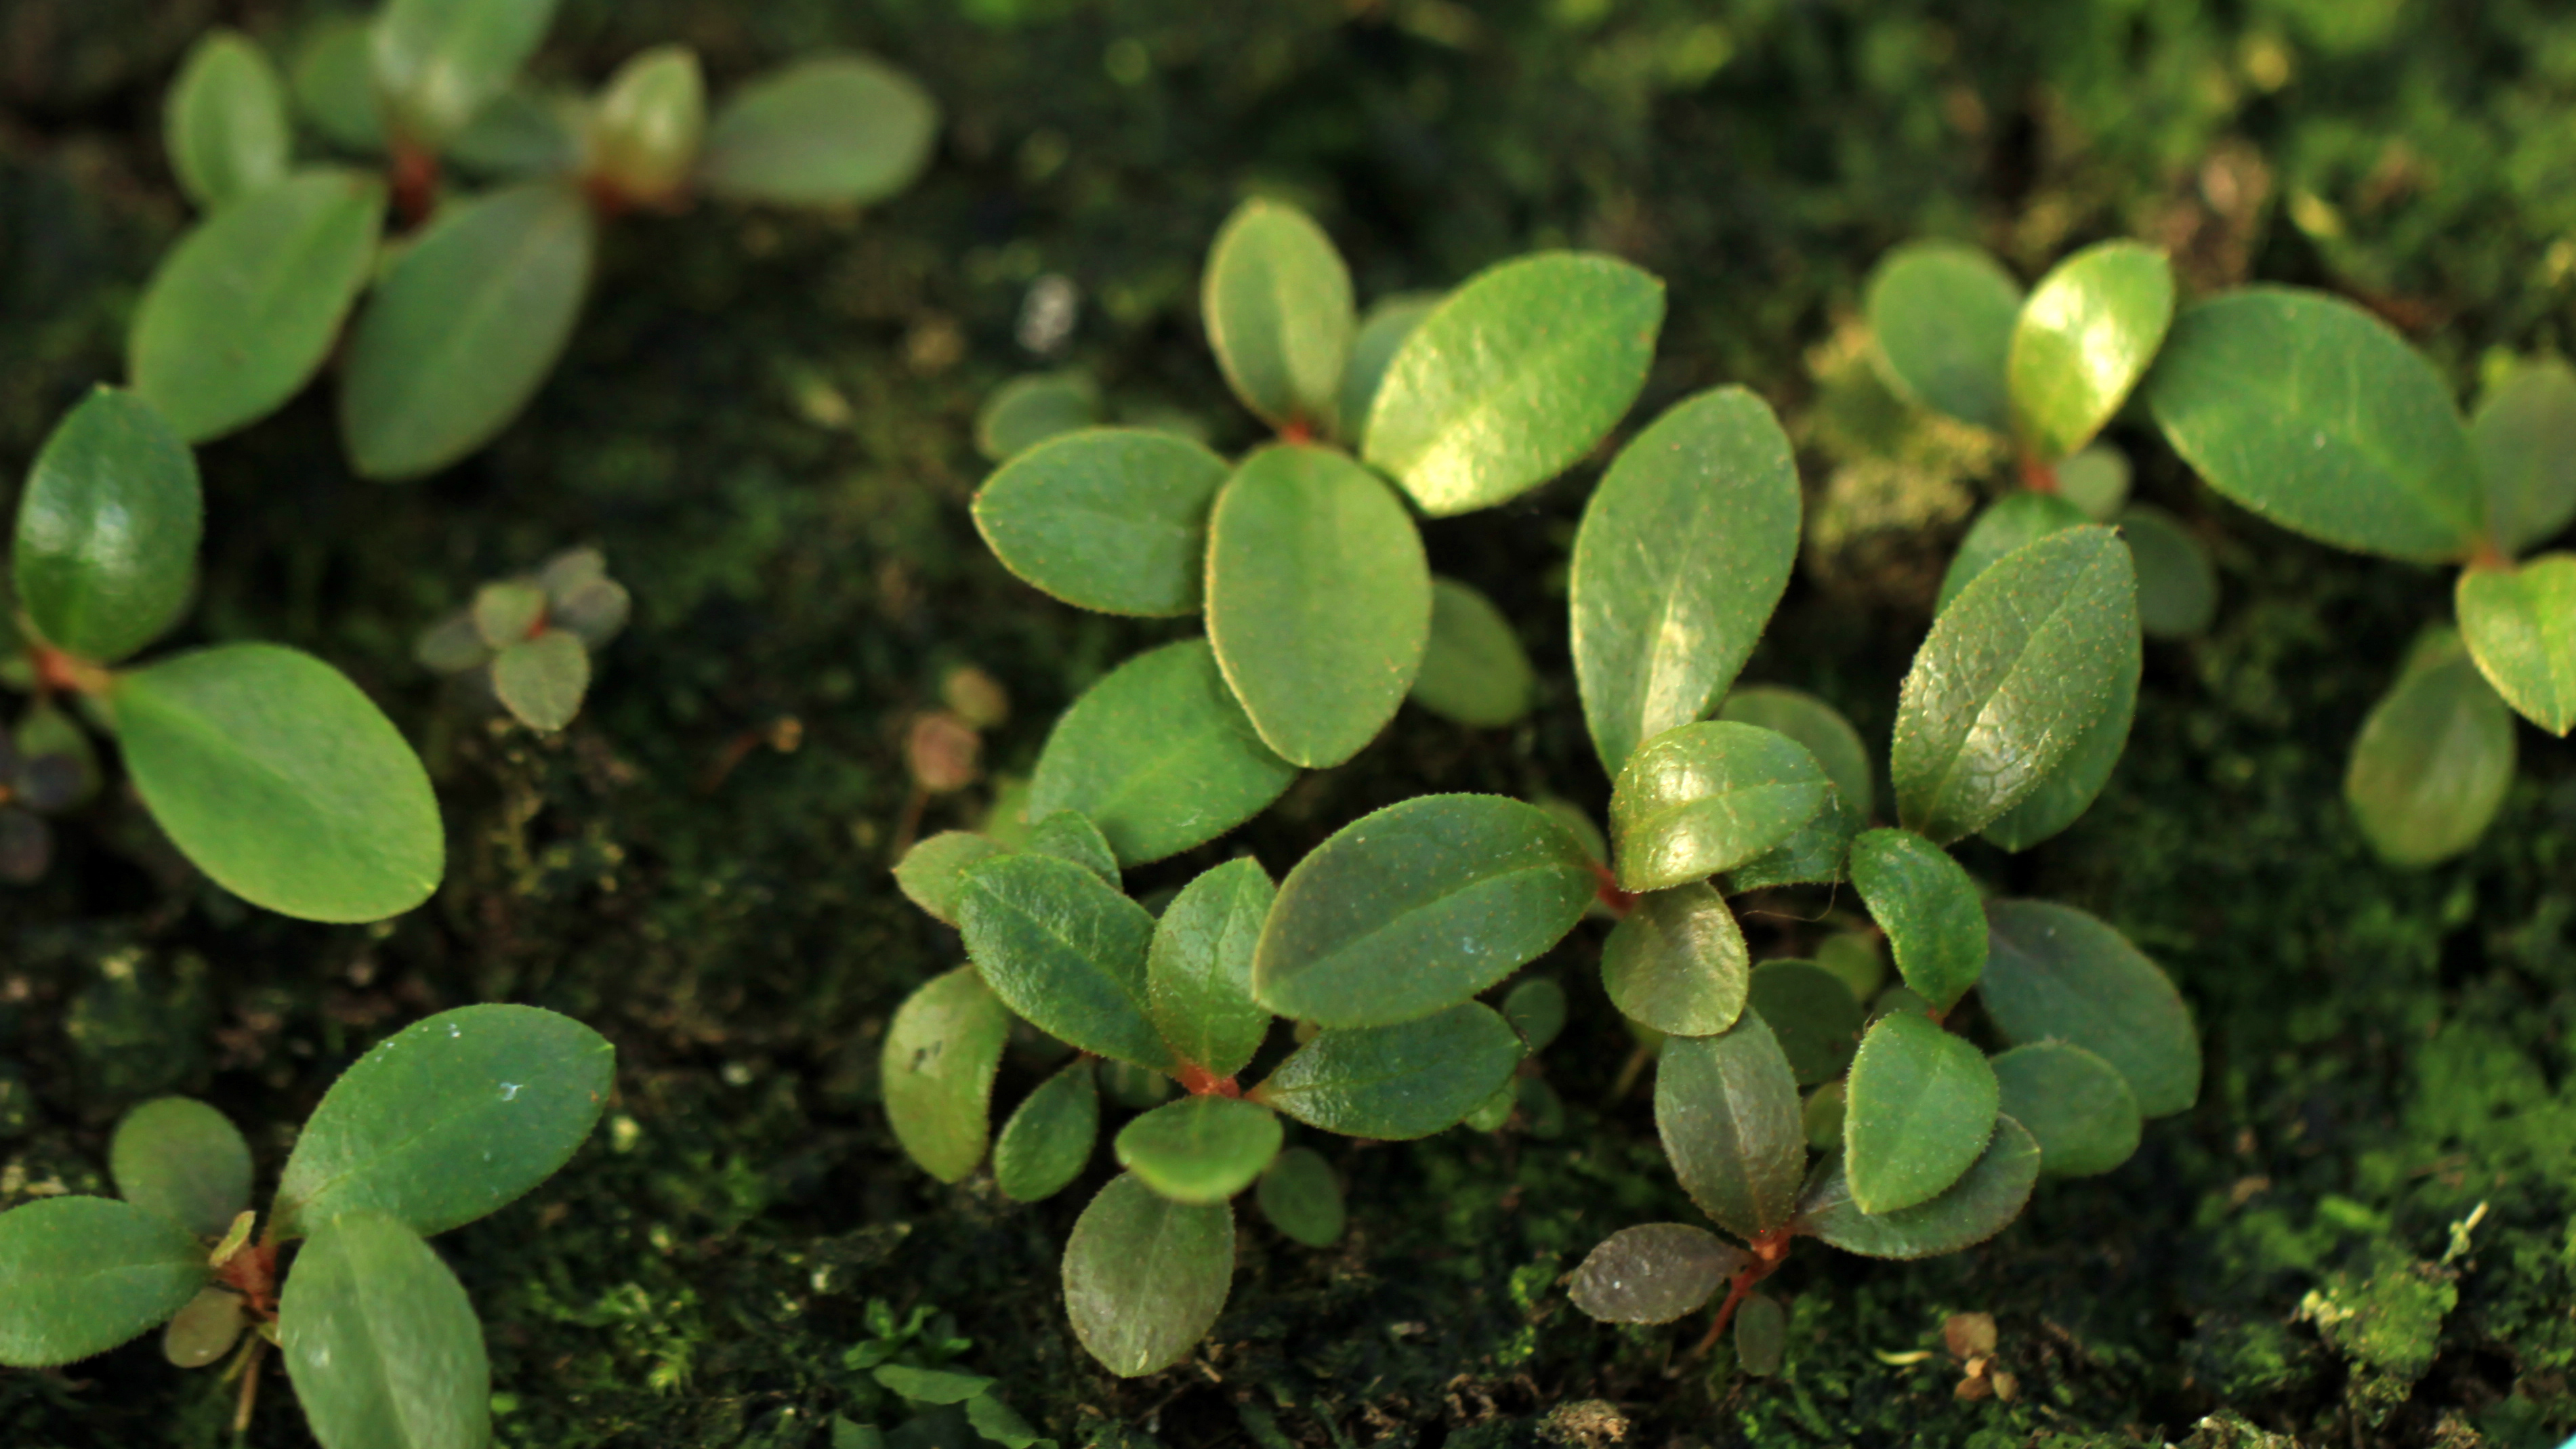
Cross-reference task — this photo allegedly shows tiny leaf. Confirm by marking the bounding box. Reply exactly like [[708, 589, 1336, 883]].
[[2119, 504, 2220, 639], [165, 30, 292, 208], [1255, 1147, 1344, 1247], [1146, 857, 1276, 1079], [1735, 1292, 1787, 1377], [1566, 1223, 1749, 1324], [1865, 241, 2022, 433], [1501, 977, 1569, 1053], [1336, 293, 1440, 442], [1409, 576, 1535, 729], [993, 1059, 1098, 1203], [2006, 240, 2175, 462], [1716, 686, 1872, 824], [588, 45, 707, 203], [110, 1097, 251, 1239], [1061, 1173, 1233, 1378], [954, 853, 1169, 1071], [1745, 961, 1863, 1087], [697, 54, 938, 207], [1027, 639, 1296, 866], [1026, 809, 1119, 884], [2457, 555, 2576, 735], [1980, 900, 2199, 1117], [2470, 356, 2576, 558], [161, 1286, 246, 1369], [1114, 1096, 1283, 1205], [471, 581, 545, 648], [2057, 444, 2132, 520], [972, 429, 1230, 618], [881, 968, 1010, 1185], [14, 388, 202, 665], [1253, 1003, 1524, 1140], [2344, 632, 2518, 867], [1202, 198, 1354, 430], [0, 1196, 209, 1368], [1848, 829, 1985, 1011], [491, 629, 589, 733], [1795, 1116, 2040, 1260], [278, 1213, 488, 1449], [369, 0, 563, 149], [1598, 882, 1750, 1038], [1989, 1041, 2141, 1177], [1932, 492, 2090, 616], [975, 373, 1100, 462], [892, 831, 1005, 926], [291, 18, 386, 154], [1654, 1013, 1805, 1240], [1608, 721, 1832, 894], [1842, 1010, 1998, 1215]]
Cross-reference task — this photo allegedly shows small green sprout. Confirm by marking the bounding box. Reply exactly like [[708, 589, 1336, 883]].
[[0, 1005, 613, 1446], [415, 547, 630, 733], [834, 1297, 1056, 1449]]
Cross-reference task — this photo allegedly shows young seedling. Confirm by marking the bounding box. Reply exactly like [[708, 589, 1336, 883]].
[[5, 390, 443, 923], [966, 199, 1659, 868], [835, 1297, 1055, 1449], [0, 1005, 613, 1447], [415, 546, 631, 733], [135, 3, 939, 479], [2144, 293, 2576, 864], [886, 793, 1596, 1377]]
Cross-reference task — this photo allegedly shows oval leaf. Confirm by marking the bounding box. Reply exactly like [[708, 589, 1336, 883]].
[[1842, 1010, 1998, 1215], [1501, 977, 1568, 1053], [1600, 881, 1750, 1037], [1717, 686, 1871, 823], [993, 1059, 1098, 1203], [2058, 444, 2133, 520], [2457, 555, 2576, 735], [1028, 639, 1297, 866], [165, 30, 292, 207], [1608, 721, 1831, 894], [1567, 1222, 1749, 1325], [446, 85, 583, 178], [2120, 504, 2220, 639], [1865, 241, 2022, 433], [1337, 293, 1440, 442], [292, 18, 388, 154], [1933, 492, 2091, 616], [1795, 1116, 2039, 1261], [2344, 631, 2518, 866], [2006, 240, 2175, 462], [1363, 253, 1663, 516], [1848, 829, 1985, 1011], [589, 46, 706, 203], [972, 429, 1231, 618], [115, 643, 444, 923], [1146, 857, 1276, 1079], [14, 388, 201, 665], [881, 968, 1010, 1185], [1736, 1292, 1787, 1377], [1745, 961, 1863, 1087], [1062, 1173, 1233, 1378], [162, 1286, 247, 1369], [0, 1196, 209, 1368], [1253, 795, 1592, 1030], [1990, 1041, 2141, 1177], [111, 1097, 251, 1239], [1255, 1147, 1345, 1248], [892, 831, 1005, 927], [1203, 198, 1353, 430], [1980, 899, 2199, 1118], [1653, 1013, 1805, 1241], [1252, 1003, 1523, 1140], [279, 1213, 488, 1449], [1976, 657, 2137, 854], [954, 852, 1169, 1071], [697, 54, 938, 207], [1572, 387, 1803, 774], [491, 629, 589, 733], [975, 372, 1100, 462], [369, 0, 564, 148], [1205, 444, 1431, 768], [2471, 356, 2576, 558], [1410, 576, 1535, 729], [1115, 1096, 1283, 1206]]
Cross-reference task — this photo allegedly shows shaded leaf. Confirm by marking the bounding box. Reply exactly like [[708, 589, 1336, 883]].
[[291, 18, 386, 154], [471, 581, 545, 648], [14, 389, 201, 665], [1115, 1096, 1283, 1205], [278, 1213, 487, 1449], [111, 1097, 251, 1239], [1410, 576, 1535, 728], [161, 1285, 246, 1369], [1599, 881, 1749, 1037], [1608, 721, 1831, 894], [1255, 1147, 1344, 1247], [963, 1393, 1051, 1449], [2121, 504, 2220, 639], [165, 30, 291, 207], [1865, 241, 2022, 432], [1745, 961, 1863, 1087], [1842, 1010, 1997, 1214], [2057, 444, 2132, 521], [1336, 293, 1440, 443], [0, 1196, 209, 1368], [2470, 356, 2576, 557], [1501, 977, 1568, 1053], [954, 853, 1169, 1071], [1567, 1222, 1749, 1325], [892, 831, 1005, 927], [1736, 1292, 1787, 1377], [1717, 686, 1872, 823], [881, 968, 1010, 1185], [873, 1364, 994, 1406], [2343, 631, 2517, 866], [2457, 555, 2576, 735], [993, 1059, 1098, 1203], [588, 46, 705, 202], [1146, 857, 1275, 1079], [491, 629, 588, 732], [1252, 1003, 1523, 1140], [371, 0, 564, 148], [972, 429, 1230, 618], [1990, 1041, 2141, 1177], [2006, 241, 2175, 462], [1025, 809, 1119, 884], [1933, 492, 2090, 616], [1061, 1173, 1232, 1378], [446, 85, 583, 177], [1202, 198, 1352, 429], [1654, 1013, 1804, 1240], [975, 373, 1100, 462], [1028, 639, 1297, 866], [1802, 1080, 1846, 1150], [1848, 829, 1985, 1011], [1795, 1116, 2040, 1260], [697, 54, 938, 207], [1980, 899, 2200, 1117]]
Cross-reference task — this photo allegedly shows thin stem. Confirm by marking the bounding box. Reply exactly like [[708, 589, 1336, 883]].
[[231, 1337, 266, 1435]]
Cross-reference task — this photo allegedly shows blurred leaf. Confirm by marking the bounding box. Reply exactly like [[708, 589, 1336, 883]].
[[14, 388, 201, 664], [1865, 241, 2021, 433], [1567, 1222, 1749, 1324], [1336, 293, 1440, 444], [110, 1097, 250, 1238], [1146, 857, 1274, 1079], [2470, 356, 2576, 557], [697, 54, 938, 207], [1735, 1292, 1787, 1377], [1252, 1003, 1523, 1139], [1745, 961, 1863, 1087], [1933, 492, 2090, 616], [589, 46, 705, 201], [1802, 1080, 1846, 1150], [2457, 555, 2576, 734], [2056, 444, 2132, 520], [1061, 1173, 1232, 1377], [291, 17, 386, 154], [993, 1059, 1096, 1203], [369, 0, 564, 148], [1025, 809, 1118, 884], [1981, 899, 2200, 1117], [873, 1365, 994, 1406], [1027, 640, 1296, 866], [892, 831, 1005, 926], [165, 30, 291, 207], [1717, 686, 1871, 823], [472, 580, 545, 648], [972, 429, 1229, 618], [1202, 198, 1352, 430], [0, 1196, 208, 1368], [1609, 721, 1831, 893], [1848, 829, 1985, 1011], [161, 1285, 245, 1369], [880, 969, 1010, 1186], [1843, 1010, 1997, 1215], [278, 1213, 488, 1449], [955, 853, 1169, 1071], [2344, 631, 2518, 866], [963, 1393, 1051, 1449], [1255, 1147, 1344, 1247], [491, 629, 588, 732], [446, 85, 583, 177], [1115, 1096, 1283, 1205], [1501, 976, 1567, 1053], [1599, 882, 1749, 1037], [1796, 1116, 2039, 1260], [2120, 504, 2220, 639], [1990, 1041, 2141, 1177], [974, 373, 1100, 462], [2006, 241, 2174, 462], [1409, 576, 1534, 728], [1655, 1013, 1804, 1240]]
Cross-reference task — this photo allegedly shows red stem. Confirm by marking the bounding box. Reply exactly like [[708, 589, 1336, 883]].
[[1590, 862, 1636, 918], [1688, 1227, 1792, 1359], [1175, 1062, 1241, 1098], [2017, 453, 2059, 494]]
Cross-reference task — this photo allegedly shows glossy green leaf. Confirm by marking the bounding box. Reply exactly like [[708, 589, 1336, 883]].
[[1892, 526, 2139, 843], [278, 1213, 488, 1449], [1989, 1042, 2140, 1177], [130, 169, 387, 445], [2006, 241, 2174, 462], [1571, 387, 1802, 774], [369, 0, 564, 148], [111, 1097, 251, 1239], [1202, 198, 1353, 430], [2470, 356, 2576, 557], [1933, 492, 2090, 616], [1026, 809, 1118, 883], [1409, 576, 1535, 728], [589, 46, 706, 203], [14, 389, 201, 665], [491, 629, 588, 733], [975, 373, 1100, 462], [892, 831, 1005, 926], [1252, 794, 1592, 1029], [1252, 1003, 1523, 1139], [1980, 899, 2199, 1117], [1501, 977, 1568, 1053], [1336, 293, 1440, 442], [1062, 1173, 1232, 1377], [2057, 444, 2132, 520], [1736, 1292, 1787, 1377], [115, 644, 444, 923], [1848, 829, 1985, 1011], [341, 182, 597, 480], [165, 30, 291, 208], [445, 85, 583, 177], [1718, 784, 1860, 893], [1795, 1116, 2039, 1261], [2146, 288, 2485, 562], [953, 853, 1169, 1070], [881, 968, 1010, 1185], [1115, 1097, 1283, 1206], [2344, 631, 2518, 865], [1205, 444, 1430, 768], [1654, 1013, 1805, 1240], [1718, 687, 1871, 823], [292, 17, 387, 154], [1865, 241, 2022, 433], [1362, 253, 1663, 516], [272, 1005, 611, 1238], [1599, 882, 1749, 1037], [0, 1196, 209, 1368], [697, 54, 939, 207], [1566, 1222, 1749, 1324], [1745, 961, 1863, 1087], [1608, 721, 1832, 894], [1976, 657, 2136, 854], [972, 429, 1230, 618], [1028, 639, 1296, 866], [1255, 1147, 1344, 1247], [162, 1285, 247, 1368], [2120, 504, 2219, 639], [1146, 858, 1275, 1079], [1842, 1010, 1998, 1214], [2457, 555, 2576, 734], [873, 1364, 994, 1405], [993, 1059, 1098, 1203]]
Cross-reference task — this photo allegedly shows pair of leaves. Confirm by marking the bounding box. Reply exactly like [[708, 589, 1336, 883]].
[[2344, 629, 2518, 868]]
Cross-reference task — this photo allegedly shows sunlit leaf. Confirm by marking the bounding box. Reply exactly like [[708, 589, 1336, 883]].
[[1409, 576, 1535, 729], [2457, 555, 2576, 735], [2343, 630, 2518, 866], [1061, 1173, 1232, 1377], [1933, 492, 2090, 616], [0, 1196, 208, 1368], [1599, 882, 1749, 1037], [1201, 198, 1353, 430], [110, 1097, 251, 1239], [1252, 1003, 1523, 1139], [1795, 1115, 2039, 1260], [588, 45, 705, 203], [1654, 1013, 1804, 1241], [1980, 899, 2199, 1118], [1975, 658, 2136, 854], [697, 54, 939, 207], [165, 30, 292, 207], [1865, 241, 2021, 433], [1989, 1041, 2140, 1177], [972, 429, 1230, 618], [1608, 721, 1831, 894], [278, 1212, 488, 1449], [954, 853, 1169, 1071], [2006, 240, 2174, 462], [880, 968, 1010, 1185], [14, 389, 201, 665], [1842, 1009, 1997, 1214], [1567, 1222, 1749, 1324], [1114, 1096, 1283, 1205], [1028, 640, 1297, 866], [1336, 293, 1440, 443]]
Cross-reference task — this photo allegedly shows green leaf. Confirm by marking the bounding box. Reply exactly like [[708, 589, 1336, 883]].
[[1848, 829, 1985, 1011], [165, 30, 291, 208], [14, 389, 201, 665], [1026, 809, 1119, 884], [1205, 444, 1431, 768], [1802, 1080, 1847, 1150], [2343, 631, 2518, 866], [881, 968, 1010, 1186], [2457, 555, 2576, 735], [1146, 858, 1275, 1079], [2057, 444, 2132, 521], [369, 0, 564, 149], [1362, 253, 1663, 516], [1718, 784, 1860, 893], [1980, 899, 2200, 1117], [1252, 795, 1592, 1029], [1566, 1222, 1749, 1324], [1976, 658, 2136, 854], [110, 1097, 251, 1239], [1735, 1292, 1787, 1377], [1598, 882, 1749, 1037], [1571, 387, 1803, 775], [491, 629, 589, 733], [0, 1196, 209, 1368], [975, 373, 1100, 462], [129, 169, 387, 445], [963, 1392, 1052, 1449], [446, 85, 583, 177], [278, 1213, 488, 1449], [1115, 1097, 1283, 1206], [2146, 288, 2485, 562], [1608, 721, 1832, 894], [472, 581, 545, 647], [1409, 576, 1535, 729], [2120, 504, 2219, 639], [1501, 977, 1568, 1053], [1814, 933, 1887, 1003], [1892, 525, 2140, 843], [1932, 492, 2090, 616], [1717, 686, 1872, 823], [161, 1285, 247, 1368], [2006, 241, 2175, 462], [1842, 1010, 1998, 1214], [1336, 293, 1440, 443], [341, 181, 597, 480], [873, 1364, 995, 1406], [1062, 1173, 1233, 1378], [291, 17, 386, 154], [953, 853, 1169, 1071], [696, 54, 939, 207], [1745, 962, 1863, 1087], [1864, 241, 2022, 433], [1653, 1013, 1804, 1240], [993, 1059, 1098, 1203], [892, 831, 1005, 926], [1989, 1042, 2141, 1177], [1463, 1079, 1516, 1133], [972, 429, 1231, 618], [2470, 356, 2576, 557], [589, 46, 706, 203], [1252, 1003, 1523, 1140], [1027, 640, 1296, 866], [1255, 1147, 1344, 1247], [1795, 1115, 2039, 1260], [1202, 198, 1354, 430], [115, 644, 444, 923]]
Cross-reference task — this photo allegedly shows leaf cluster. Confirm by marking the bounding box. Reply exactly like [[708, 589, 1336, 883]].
[[415, 546, 631, 733]]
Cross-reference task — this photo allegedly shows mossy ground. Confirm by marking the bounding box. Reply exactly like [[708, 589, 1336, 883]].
[[2, 2, 2573, 1445]]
